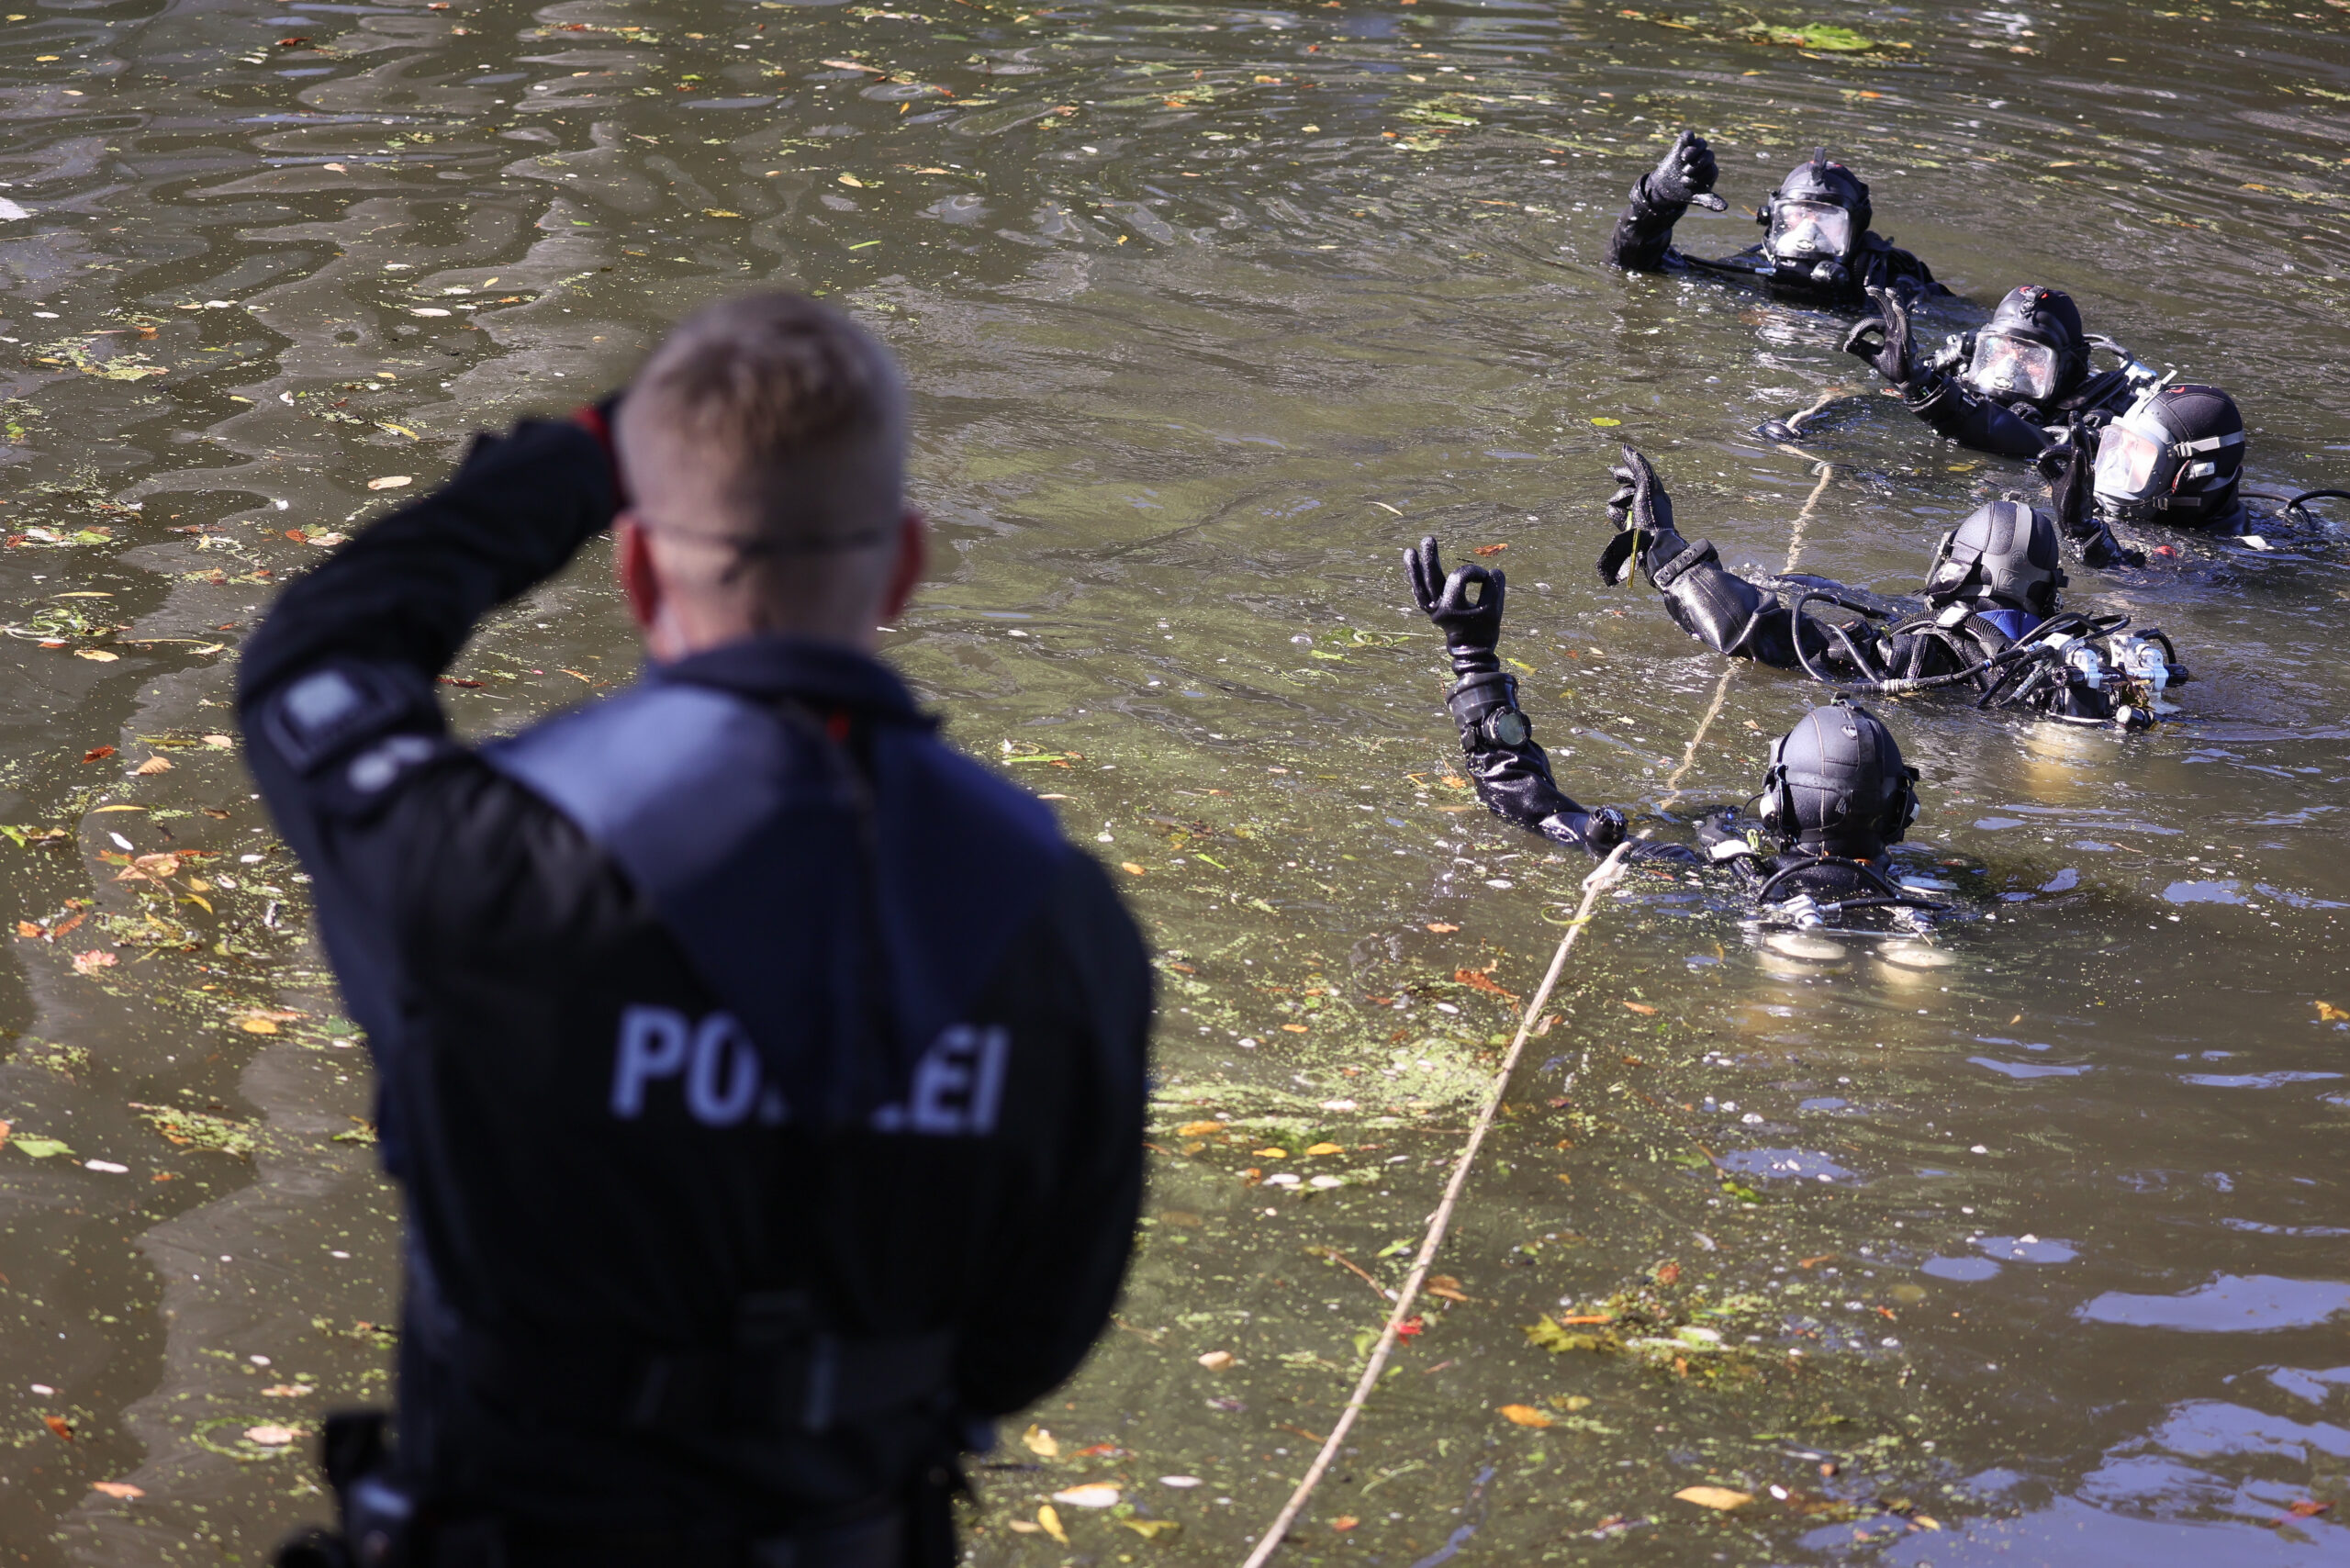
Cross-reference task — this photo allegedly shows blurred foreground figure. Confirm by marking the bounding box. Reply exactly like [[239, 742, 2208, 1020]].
[[244, 293, 1151, 1568]]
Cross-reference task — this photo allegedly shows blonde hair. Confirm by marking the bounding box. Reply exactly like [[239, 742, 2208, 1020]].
[[618, 293, 908, 614]]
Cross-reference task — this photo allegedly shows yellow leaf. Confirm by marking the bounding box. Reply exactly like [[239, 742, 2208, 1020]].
[[1304, 1142, 1343, 1156], [1254, 1148, 1287, 1159], [239, 1017, 279, 1035], [1177, 1121, 1223, 1137], [74, 649, 119, 663], [180, 893, 213, 914], [1006, 1519, 1040, 1533], [1497, 1404, 1553, 1428], [2317, 1001, 2347, 1023], [1037, 1505, 1068, 1544], [1021, 1423, 1059, 1459], [1121, 861, 1146, 876], [703, 208, 742, 218], [134, 756, 172, 775], [1590, 416, 1621, 427], [1674, 1485, 1752, 1510], [838, 173, 866, 187], [1121, 1519, 1180, 1538]]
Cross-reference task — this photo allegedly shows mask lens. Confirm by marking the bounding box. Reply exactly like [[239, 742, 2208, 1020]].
[[1967, 332, 2059, 400], [1768, 201, 1852, 261], [2094, 423, 2165, 498]]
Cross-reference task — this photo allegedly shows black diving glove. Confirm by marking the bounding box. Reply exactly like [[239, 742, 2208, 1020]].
[[1841, 284, 1917, 390], [1598, 445, 1786, 662], [2040, 438, 2143, 567], [1632, 129, 1724, 216], [1406, 534, 1506, 680]]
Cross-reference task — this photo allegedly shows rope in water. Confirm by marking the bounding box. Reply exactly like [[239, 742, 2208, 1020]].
[[1659, 461, 1835, 808], [1237, 841, 1634, 1568]]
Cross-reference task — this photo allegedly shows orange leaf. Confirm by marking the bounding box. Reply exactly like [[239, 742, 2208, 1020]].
[[1425, 922, 1459, 933], [2288, 1500, 2333, 1518], [1281, 1023, 1309, 1033], [82, 745, 116, 764], [1453, 968, 1519, 1000], [1497, 1404, 1553, 1428], [1121, 862, 1146, 876], [1331, 1516, 1360, 1530], [15, 922, 39, 939], [43, 1416, 73, 1442], [91, 1481, 142, 1499], [1555, 1314, 1612, 1325], [1472, 543, 1507, 556], [2317, 1001, 2348, 1023], [1655, 1261, 1681, 1285], [1177, 1121, 1223, 1137], [1621, 1000, 1658, 1015]]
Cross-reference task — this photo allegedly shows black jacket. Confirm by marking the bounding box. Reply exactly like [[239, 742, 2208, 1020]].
[[237, 420, 1151, 1540]]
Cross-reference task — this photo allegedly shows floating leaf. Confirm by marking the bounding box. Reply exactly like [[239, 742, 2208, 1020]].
[[367, 475, 412, 491], [1304, 1142, 1343, 1156], [1498, 1404, 1553, 1428], [72, 950, 116, 975], [91, 1481, 142, 1499], [134, 756, 172, 775], [1622, 1000, 1658, 1015], [1037, 1505, 1068, 1544], [1177, 1121, 1223, 1137], [1674, 1485, 1751, 1511], [1052, 1484, 1121, 1509], [74, 648, 118, 662], [1590, 416, 1621, 427], [1021, 1423, 1060, 1458], [82, 745, 116, 763], [239, 1017, 279, 1035], [1197, 1350, 1236, 1371], [14, 1137, 72, 1159], [42, 1415, 73, 1442], [1122, 1518, 1180, 1539], [1121, 861, 1146, 876], [2317, 1001, 2347, 1023], [242, 1425, 298, 1447]]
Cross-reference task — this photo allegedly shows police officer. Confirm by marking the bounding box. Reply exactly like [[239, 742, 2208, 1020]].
[[1405, 538, 1936, 922], [1841, 282, 2167, 460], [1607, 131, 1947, 305], [245, 293, 1152, 1567], [1594, 446, 2189, 730]]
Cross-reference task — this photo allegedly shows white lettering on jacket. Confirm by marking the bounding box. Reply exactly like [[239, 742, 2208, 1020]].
[[610, 1005, 788, 1126], [867, 1025, 1010, 1137]]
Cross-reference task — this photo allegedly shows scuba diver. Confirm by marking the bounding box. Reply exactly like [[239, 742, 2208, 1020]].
[[1406, 537, 1945, 925], [2087, 379, 2251, 532], [1841, 283, 2164, 460], [1593, 446, 2190, 731], [1607, 130, 1948, 306]]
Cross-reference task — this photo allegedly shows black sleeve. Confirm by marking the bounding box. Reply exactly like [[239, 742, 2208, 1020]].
[[233, 419, 622, 1043], [1606, 176, 1686, 272], [956, 853, 1151, 1417], [1900, 373, 2053, 459]]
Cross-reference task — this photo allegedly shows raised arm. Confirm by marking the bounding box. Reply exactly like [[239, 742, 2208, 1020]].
[[1595, 447, 1818, 668], [1845, 286, 2046, 458], [1607, 129, 1721, 272], [1405, 538, 1626, 855]]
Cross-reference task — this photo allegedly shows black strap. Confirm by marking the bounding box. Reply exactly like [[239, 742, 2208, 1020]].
[[1650, 537, 1719, 590], [420, 1305, 957, 1439]]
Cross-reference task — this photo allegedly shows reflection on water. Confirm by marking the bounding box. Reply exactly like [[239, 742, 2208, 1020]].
[[0, 0, 2344, 1562]]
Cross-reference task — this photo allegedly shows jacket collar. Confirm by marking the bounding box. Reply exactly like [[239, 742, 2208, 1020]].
[[649, 635, 932, 727]]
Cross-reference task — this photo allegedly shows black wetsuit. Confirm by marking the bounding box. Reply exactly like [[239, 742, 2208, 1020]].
[[1630, 537, 2185, 725], [238, 418, 1152, 1565], [1607, 186, 1945, 307], [1897, 332, 2157, 460]]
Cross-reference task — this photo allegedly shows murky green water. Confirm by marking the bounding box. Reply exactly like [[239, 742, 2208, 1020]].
[[1, 0, 2347, 1562]]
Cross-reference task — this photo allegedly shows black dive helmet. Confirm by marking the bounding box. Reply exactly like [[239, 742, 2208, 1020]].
[[2093, 383, 2246, 525], [1760, 701, 1919, 861], [1964, 286, 2087, 407], [1762, 149, 1870, 286], [1923, 499, 2065, 616]]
